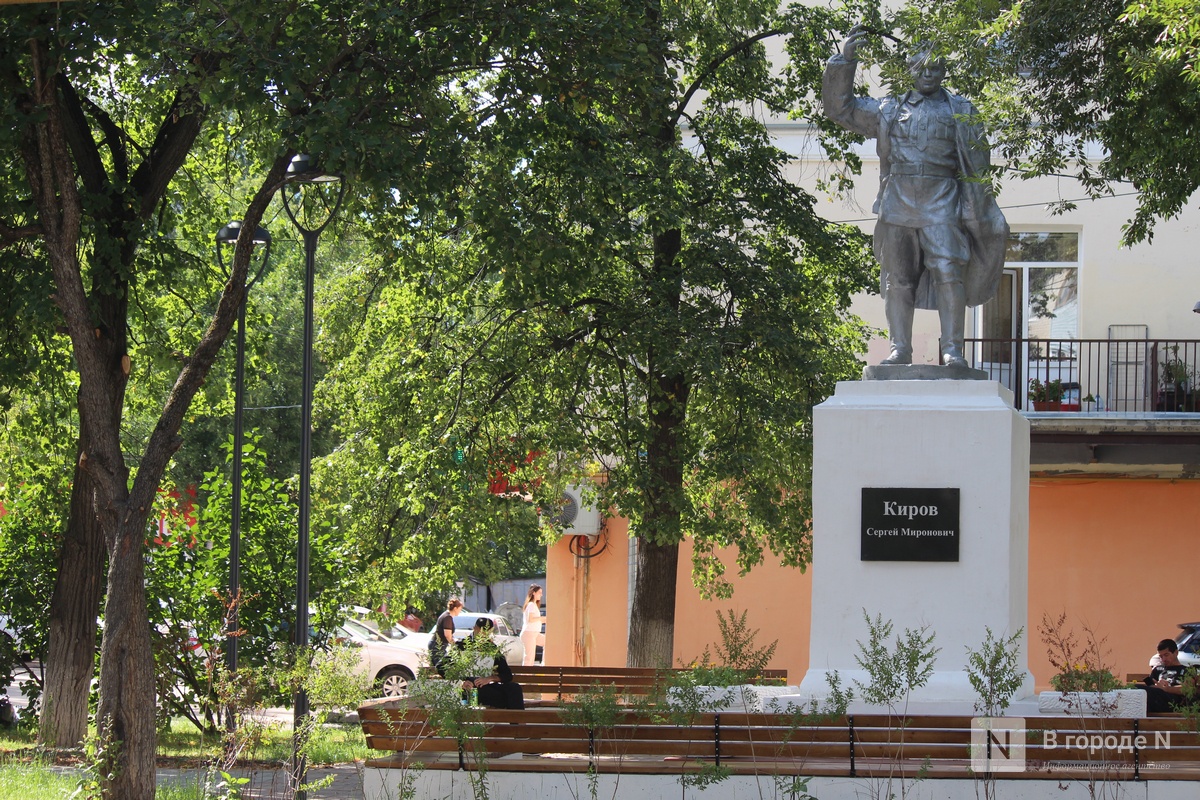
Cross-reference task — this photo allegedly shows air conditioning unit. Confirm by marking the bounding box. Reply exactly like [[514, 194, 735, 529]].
[[552, 484, 601, 536]]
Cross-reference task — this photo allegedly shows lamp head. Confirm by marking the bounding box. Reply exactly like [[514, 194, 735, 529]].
[[1193, 300, 1200, 314], [286, 154, 342, 184], [216, 220, 271, 246]]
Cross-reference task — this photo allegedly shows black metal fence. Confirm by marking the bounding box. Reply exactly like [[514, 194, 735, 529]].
[[964, 338, 1200, 412]]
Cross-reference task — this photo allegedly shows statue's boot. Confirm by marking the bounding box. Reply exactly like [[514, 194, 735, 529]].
[[880, 288, 915, 365], [936, 280, 968, 368]]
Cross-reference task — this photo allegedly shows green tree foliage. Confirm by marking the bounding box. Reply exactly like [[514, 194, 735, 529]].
[[996, 0, 1200, 243], [321, 0, 876, 666], [1, 0, 564, 795], [0, 1, 879, 787], [195, 435, 307, 674], [147, 433, 362, 734], [144, 485, 224, 735]]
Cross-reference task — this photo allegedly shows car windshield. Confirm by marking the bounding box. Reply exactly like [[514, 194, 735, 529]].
[[341, 617, 390, 641], [344, 609, 421, 641], [385, 625, 416, 640], [455, 614, 512, 637]]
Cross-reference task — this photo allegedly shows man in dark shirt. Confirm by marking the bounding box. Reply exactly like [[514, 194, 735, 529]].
[[1138, 639, 1197, 712], [428, 599, 463, 677], [458, 617, 524, 710]]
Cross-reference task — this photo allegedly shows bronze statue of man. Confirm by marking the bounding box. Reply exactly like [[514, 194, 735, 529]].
[[823, 26, 1008, 367]]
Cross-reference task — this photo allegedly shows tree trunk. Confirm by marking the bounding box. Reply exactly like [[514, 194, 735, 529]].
[[627, 539, 680, 667], [18, 32, 284, 800], [40, 459, 107, 747], [95, 526, 156, 800], [626, 225, 689, 668]]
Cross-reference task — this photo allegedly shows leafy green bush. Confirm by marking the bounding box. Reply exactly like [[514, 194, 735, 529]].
[[854, 609, 939, 711], [685, 608, 780, 686], [965, 627, 1026, 715], [1049, 667, 1121, 694], [1039, 612, 1120, 694]]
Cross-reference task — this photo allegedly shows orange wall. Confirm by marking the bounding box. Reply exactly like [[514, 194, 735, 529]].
[[546, 478, 1200, 689], [1028, 478, 1200, 687], [546, 520, 813, 679], [545, 516, 630, 668], [671, 538, 812, 678]]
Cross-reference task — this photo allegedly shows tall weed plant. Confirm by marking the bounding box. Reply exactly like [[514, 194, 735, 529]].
[[1038, 612, 1125, 800], [964, 626, 1025, 716], [854, 610, 939, 713], [853, 610, 939, 800]]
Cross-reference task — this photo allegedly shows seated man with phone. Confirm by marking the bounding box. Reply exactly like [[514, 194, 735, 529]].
[[1138, 639, 1197, 712]]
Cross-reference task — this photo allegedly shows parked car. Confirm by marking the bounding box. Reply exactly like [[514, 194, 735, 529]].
[[339, 608, 523, 682], [335, 617, 428, 697], [1148, 622, 1200, 667], [447, 612, 525, 665], [347, 608, 430, 646]]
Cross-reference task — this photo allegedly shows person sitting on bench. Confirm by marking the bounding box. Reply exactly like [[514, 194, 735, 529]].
[[458, 617, 525, 710], [1136, 639, 1197, 712]]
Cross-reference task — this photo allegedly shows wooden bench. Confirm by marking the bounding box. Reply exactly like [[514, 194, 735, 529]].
[[358, 703, 1200, 780], [506, 665, 788, 703]]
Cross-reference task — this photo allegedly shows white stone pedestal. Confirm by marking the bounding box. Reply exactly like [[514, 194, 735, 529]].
[[798, 380, 1035, 711]]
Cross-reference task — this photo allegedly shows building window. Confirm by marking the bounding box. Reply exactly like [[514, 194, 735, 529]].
[[973, 231, 1080, 403]]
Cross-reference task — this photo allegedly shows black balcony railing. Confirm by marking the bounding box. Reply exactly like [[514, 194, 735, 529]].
[[964, 338, 1200, 413]]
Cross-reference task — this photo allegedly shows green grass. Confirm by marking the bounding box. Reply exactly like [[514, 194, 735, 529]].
[[155, 717, 226, 760], [0, 761, 210, 799], [0, 715, 369, 766], [0, 761, 77, 799], [156, 785, 205, 800], [0, 728, 37, 750], [303, 725, 371, 766], [0, 713, 369, 798], [156, 717, 370, 766]]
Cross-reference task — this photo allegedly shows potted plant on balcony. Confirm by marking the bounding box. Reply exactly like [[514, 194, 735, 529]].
[[1158, 346, 1193, 411], [1028, 378, 1064, 411]]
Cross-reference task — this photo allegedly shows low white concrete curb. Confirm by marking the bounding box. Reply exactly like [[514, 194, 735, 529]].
[[1037, 689, 1147, 718], [364, 767, 1198, 800]]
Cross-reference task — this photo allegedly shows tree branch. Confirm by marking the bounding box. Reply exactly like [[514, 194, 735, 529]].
[[670, 28, 786, 130], [128, 53, 217, 221], [79, 91, 131, 184], [0, 220, 43, 250], [126, 154, 293, 516], [54, 74, 110, 198]]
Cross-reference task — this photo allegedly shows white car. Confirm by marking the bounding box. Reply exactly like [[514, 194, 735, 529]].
[[336, 617, 428, 697], [1148, 622, 1200, 668], [444, 612, 525, 665]]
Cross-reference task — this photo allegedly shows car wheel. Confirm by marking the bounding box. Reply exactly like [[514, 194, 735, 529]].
[[377, 666, 414, 697]]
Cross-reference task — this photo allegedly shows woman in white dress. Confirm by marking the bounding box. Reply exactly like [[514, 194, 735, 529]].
[[520, 584, 546, 666]]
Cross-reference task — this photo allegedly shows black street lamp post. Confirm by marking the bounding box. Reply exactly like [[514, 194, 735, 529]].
[[280, 154, 345, 798], [214, 221, 272, 703]]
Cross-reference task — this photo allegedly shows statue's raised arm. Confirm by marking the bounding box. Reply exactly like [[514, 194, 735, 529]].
[[822, 26, 881, 140]]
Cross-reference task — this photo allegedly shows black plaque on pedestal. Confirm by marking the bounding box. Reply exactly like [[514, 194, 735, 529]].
[[861, 488, 960, 562]]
